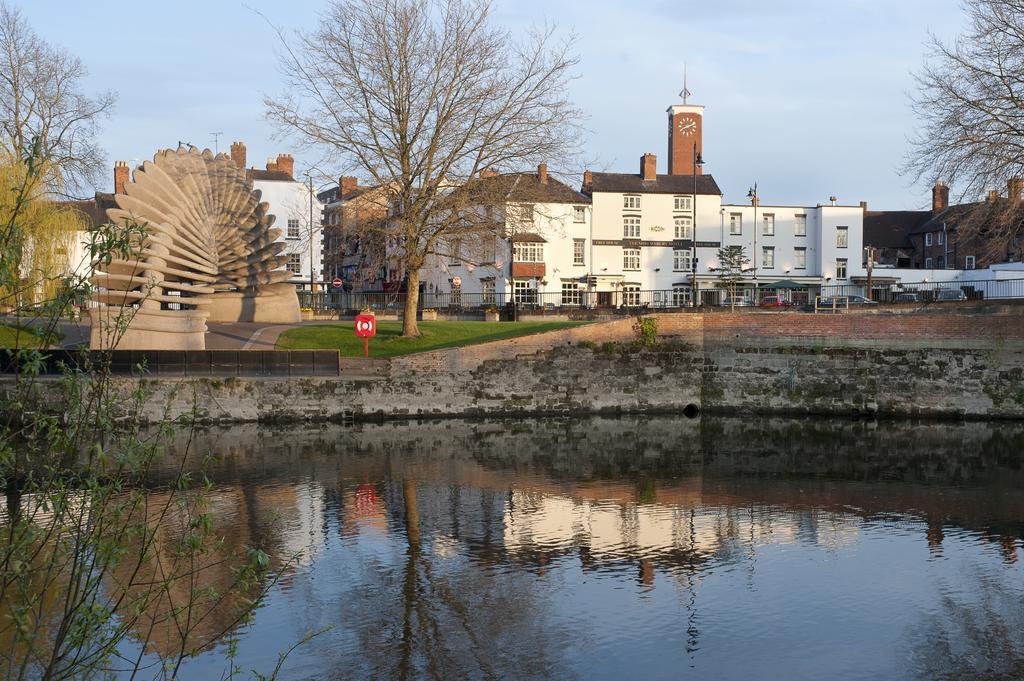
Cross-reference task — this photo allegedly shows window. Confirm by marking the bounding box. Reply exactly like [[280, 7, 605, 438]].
[[481, 279, 496, 304], [937, 230, 945, 245], [450, 281, 462, 306], [623, 216, 641, 238], [925, 257, 933, 268], [965, 255, 976, 270], [762, 214, 775, 236], [513, 280, 537, 305], [561, 282, 581, 306], [573, 238, 586, 266], [623, 195, 641, 210], [672, 284, 690, 307], [515, 203, 534, 224], [674, 216, 693, 240], [287, 253, 302, 274], [762, 246, 775, 269], [622, 284, 641, 307], [287, 219, 300, 239], [623, 248, 641, 270], [794, 247, 807, 270], [513, 242, 544, 262], [795, 214, 807, 236], [482, 235, 497, 263], [836, 226, 848, 248], [673, 248, 693, 271], [730, 213, 743, 235], [937, 256, 946, 269], [925, 233, 933, 246], [836, 258, 848, 279], [449, 238, 462, 265], [573, 206, 586, 223], [674, 196, 693, 211]]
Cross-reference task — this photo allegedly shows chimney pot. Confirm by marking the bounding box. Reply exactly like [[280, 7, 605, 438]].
[[641, 153, 657, 182], [932, 181, 949, 214], [275, 153, 295, 180], [114, 160, 129, 195], [538, 163, 548, 184]]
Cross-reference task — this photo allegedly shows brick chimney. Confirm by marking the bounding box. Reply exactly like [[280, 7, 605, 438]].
[[340, 176, 359, 196], [988, 189, 1000, 203], [230, 141, 246, 171], [265, 157, 278, 173], [275, 154, 295, 179], [641, 153, 657, 181], [1008, 176, 1022, 203], [538, 163, 548, 185], [114, 160, 129, 195], [859, 200, 868, 212], [582, 169, 593, 193], [932, 181, 949, 214]]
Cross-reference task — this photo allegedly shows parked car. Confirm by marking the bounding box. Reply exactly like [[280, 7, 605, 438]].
[[758, 295, 793, 309], [894, 292, 921, 303], [934, 288, 967, 302], [720, 296, 754, 307], [817, 295, 878, 307]]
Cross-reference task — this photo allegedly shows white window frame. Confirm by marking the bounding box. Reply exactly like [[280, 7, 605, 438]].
[[623, 195, 641, 210], [763, 246, 775, 269], [836, 258, 848, 279], [794, 214, 807, 237], [573, 238, 586, 266], [623, 216, 641, 238], [573, 206, 586, 223], [512, 280, 536, 305], [674, 196, 693, 211], [925, 233, 933, 246], [965, 255, 976, 270], [762, 214, 775, 236], [512, 242, 544, 263], [925, 257, 933, 268], [672, 284, 690, 307], [674, 216, 693, 240], [623, 248, 641, 271], [794, 247, 807, 270], [287, 253, 302, 274], [561, 282, 581, 306], [449, 238, 462, 265], [938, 230, 945, 245], [836, 226, 849, 248], [287, 219, 300, 239], [481, 279, 496, 304], [730, 213, 743, 235], [673, 248, 693, 271]]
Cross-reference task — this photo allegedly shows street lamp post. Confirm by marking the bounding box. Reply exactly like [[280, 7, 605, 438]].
[[692, 143, 704, 308], [747, 182, 759, 304]]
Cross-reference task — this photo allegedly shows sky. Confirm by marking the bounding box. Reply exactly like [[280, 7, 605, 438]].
[[13, 0, 965, 209]]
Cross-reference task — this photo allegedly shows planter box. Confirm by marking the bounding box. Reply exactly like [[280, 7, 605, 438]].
[[484, 311, 500, 322], [421, 309, 438, 321]]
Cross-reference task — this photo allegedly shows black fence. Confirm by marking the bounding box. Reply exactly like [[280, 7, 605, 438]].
[[0, 349, 341, 377], [299, 278, 1024, 313]]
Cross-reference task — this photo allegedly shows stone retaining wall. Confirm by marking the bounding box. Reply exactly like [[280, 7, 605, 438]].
[[12, 311, 1024, 422]]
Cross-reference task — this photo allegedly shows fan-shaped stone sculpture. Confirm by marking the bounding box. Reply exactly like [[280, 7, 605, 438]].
[[89, 145, 300, 350]]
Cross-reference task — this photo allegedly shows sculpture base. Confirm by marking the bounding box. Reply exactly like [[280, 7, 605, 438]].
[[204, 285, 301, 324], [89, 307, 209, 350]]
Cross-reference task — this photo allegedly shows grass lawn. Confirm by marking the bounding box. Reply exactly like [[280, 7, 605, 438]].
[[276, 320, 590, 358], [0, 323, 61, 348]]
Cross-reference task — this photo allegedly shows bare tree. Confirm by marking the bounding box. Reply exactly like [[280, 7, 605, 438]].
[[266, 0, 583, 336], [0, 2, 115, 196], [904, 0, 1024, 257]]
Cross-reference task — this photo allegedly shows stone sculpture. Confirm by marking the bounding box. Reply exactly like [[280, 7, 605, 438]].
[[89, 145, 300, 350]]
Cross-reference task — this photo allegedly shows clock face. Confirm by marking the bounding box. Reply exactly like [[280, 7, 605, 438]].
[[677, 117, 697, 136]]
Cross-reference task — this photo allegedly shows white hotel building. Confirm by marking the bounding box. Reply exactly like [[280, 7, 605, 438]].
[[420, 97, 865, 307]]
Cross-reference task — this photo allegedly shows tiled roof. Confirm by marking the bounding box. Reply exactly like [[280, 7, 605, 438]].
[[474, 172, 591, 204], [247, 169, 295, 182], [588, 172, 722, 196], [863, 210, 931, 247]]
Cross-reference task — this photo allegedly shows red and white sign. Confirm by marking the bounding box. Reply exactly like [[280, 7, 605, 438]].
[[452, 276, 462, 287], [355, 315, 376, 338], [332, 277, 343, 289]]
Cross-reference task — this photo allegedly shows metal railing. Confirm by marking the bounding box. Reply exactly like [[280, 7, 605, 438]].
[[297, 278, 1024, 314]]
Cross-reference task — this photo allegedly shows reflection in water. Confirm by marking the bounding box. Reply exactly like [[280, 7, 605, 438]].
[[121, 416, 1024, 680]]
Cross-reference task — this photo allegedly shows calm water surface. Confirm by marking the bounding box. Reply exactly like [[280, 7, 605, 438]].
[[136, 416, 1024, 680]]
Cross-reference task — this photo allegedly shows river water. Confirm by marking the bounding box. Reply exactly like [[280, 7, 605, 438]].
[[131, 416, 1024, 680]]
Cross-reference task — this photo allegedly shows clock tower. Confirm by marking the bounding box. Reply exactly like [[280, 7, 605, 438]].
[[667, 103, 704, 176]]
